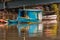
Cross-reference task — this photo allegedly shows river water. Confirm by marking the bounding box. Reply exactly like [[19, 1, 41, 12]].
[[0, 23, 59, 40]]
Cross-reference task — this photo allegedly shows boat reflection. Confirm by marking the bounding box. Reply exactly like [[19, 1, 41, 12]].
[[0, 23, 57, 38], [0, 23, 8, 29], [8, 23, 42, 37]]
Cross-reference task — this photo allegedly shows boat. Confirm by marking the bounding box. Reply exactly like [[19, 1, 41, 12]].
[[0, 19, 8, 23], [8, 19, 18, 23], [8, 9, 42, 24], [17, 9, 42, 23]]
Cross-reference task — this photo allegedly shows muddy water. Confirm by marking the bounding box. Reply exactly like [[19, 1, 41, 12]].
[[0, 23, 59, 40]]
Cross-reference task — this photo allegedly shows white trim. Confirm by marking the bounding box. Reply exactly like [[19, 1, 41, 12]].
[[19, 9, 43, 11]]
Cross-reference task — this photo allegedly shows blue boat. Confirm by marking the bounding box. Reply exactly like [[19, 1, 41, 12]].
[[17, 9, 42, 23], [7, 9, 43, 37], [8, 9, 42, 23], [8, 19, 18, 23]]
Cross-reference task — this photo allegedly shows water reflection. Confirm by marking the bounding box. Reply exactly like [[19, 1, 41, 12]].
[[0, 23, 57, 40], [0, 23, 8, 29], [7, 23, 43, 37]]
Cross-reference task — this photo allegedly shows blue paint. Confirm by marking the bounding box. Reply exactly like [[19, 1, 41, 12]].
[[27, 11, 40, 22], [28, 24, 37, 33], [17, 9, 41, 22], [8, 9, 42, 23], [17, 17, 29, 22], [17, 9, 29, 22], [8, 20, 18, 23], [28, 24, 38, 37], [27, 11, 37, 19], [17, 24, 29, 35], [7, 9, 42, 37]]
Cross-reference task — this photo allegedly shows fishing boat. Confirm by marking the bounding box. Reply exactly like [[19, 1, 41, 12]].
[[0, 19, 8, 23], [17, 9, 42, 23], [8, 9, 42, 24], [8, 19, 18, 23]]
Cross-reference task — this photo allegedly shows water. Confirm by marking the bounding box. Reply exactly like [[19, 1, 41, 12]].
[[0, 23, 58, 40], [0, 9, 58, 40]]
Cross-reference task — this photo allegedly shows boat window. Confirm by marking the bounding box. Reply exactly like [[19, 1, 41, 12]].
[[20, 11, 27, 17]]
